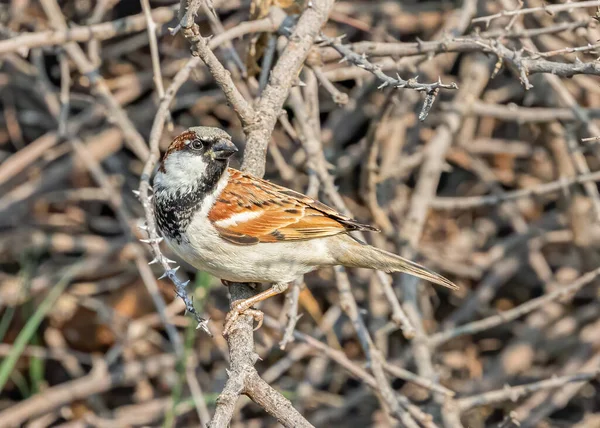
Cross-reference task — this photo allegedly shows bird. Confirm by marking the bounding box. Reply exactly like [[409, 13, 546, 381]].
[[153, 126, 457, 336]]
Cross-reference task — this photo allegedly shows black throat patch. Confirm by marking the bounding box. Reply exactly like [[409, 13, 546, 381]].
[[153, 160, 227, 243]]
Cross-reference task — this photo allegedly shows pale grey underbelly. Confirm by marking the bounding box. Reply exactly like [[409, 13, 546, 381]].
[[169, 238, 324, 283], [167, 216, 337, 283]]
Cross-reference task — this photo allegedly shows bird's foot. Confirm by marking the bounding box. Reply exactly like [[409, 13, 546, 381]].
[[222, 300, 264, 337]]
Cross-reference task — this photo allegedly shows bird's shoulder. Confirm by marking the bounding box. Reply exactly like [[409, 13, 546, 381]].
[[206, 168, 378, 245]]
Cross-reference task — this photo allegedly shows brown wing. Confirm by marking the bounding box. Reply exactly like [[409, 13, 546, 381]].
[[207, 169, 379, 245]]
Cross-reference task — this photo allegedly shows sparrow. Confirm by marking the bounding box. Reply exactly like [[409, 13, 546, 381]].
[[153, 127, 457, 335]]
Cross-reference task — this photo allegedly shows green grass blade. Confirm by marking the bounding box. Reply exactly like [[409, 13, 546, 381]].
[[0, 264, 81, 392]]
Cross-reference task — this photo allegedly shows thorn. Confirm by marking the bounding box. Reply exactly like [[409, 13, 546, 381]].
[[196, 318, 212, 336], [158, 271, 168, 280], [377, 81, 389, 90], [132, 190, 140, 197], [181, 280, 191, 287], [139, 237, 163, 244], [138, 223, 148, 231], [163, 256, 176, 264], [148, 257, 159, 265], [225, 368, 231, 377]]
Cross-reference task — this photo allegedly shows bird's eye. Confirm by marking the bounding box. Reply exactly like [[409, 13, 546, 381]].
[[190, 139, 204, 151]]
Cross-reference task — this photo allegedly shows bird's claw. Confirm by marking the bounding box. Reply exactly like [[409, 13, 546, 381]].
[[222, 303, 264, 337]]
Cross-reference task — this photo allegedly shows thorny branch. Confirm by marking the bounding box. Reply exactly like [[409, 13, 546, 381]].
[[318, 34, 458, 121]]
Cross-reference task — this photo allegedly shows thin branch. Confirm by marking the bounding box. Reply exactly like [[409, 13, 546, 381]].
[[0, 354, 177, 427], [318, 20, 593, 63], [263, 315, 445, 426], [430, 267, 600, 347], [182, 24, 255, 128], [279, 279, 303, 350], [318, 34, 457, 120], [140, 0, 167, 103], [472, 0, 600, 26], [0, 6, 177, 55], [457, 370, 600, 410], [241, 0, 336, 177], [40, 0, 150, 161], [430, 170, 600, 210], [311, 65, 349, 105]]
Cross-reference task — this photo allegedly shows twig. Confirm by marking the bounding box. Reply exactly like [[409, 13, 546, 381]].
[[199, 0, 246, 76], [514, 349, 600, 426], [472, 0, 600, 26], [241, 0, 336, 177], [0, 354, 177, 427], [182, 24, 255, 128], [258, 34, 278, 94], [0, 6, 177, 56], [332, 267, 424, 427], [582, 135, 600, 143], [279, 279, 303, 350], [318, 34, 457, 120], [318, 20, 593, 63], [140, 0, 167, 104], [40, 0, 150, 161], [263, 316, 442, 427], [430, 170, 600, 210], [457, 370, 600, 410], [311, 65, 349, 105], [429, 267, 600, 347], [209, 11, 285, 52], [444, 100, 600, 122], [286, 87, 416, 338]]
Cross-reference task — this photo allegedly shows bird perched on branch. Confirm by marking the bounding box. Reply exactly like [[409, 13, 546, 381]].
[[153, 127, 457, 336]]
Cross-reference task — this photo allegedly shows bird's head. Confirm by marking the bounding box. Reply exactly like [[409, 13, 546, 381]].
[[154, 127, 238, 193]]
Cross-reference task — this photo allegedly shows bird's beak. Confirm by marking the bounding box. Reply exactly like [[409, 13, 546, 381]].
[[211, 139, 238, 160]]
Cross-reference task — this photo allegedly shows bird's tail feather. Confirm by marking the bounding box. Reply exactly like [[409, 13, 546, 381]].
[[335, 237, 458, 290]]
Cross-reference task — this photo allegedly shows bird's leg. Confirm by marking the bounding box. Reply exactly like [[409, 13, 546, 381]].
[[222, 282, 289, 337]]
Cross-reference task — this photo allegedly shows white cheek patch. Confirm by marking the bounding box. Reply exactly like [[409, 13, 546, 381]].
[[155, 152, 208, 195], [214, 210, 263, 228]]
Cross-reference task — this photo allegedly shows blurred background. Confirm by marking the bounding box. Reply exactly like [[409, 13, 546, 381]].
[[1, 0, 600, 427]]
